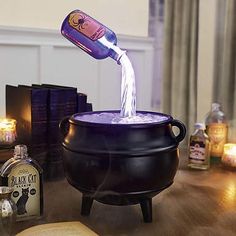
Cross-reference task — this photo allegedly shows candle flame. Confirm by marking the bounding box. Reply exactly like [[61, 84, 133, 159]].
[[0, 118, 16, 144], [222, 143, 236, 167], [0, 118, 16, 130], [224, 143, 236, 156]]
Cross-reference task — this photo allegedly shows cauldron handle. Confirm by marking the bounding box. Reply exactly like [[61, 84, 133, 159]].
[[171, 119, 186, 143], [59, 116, 70, 138]]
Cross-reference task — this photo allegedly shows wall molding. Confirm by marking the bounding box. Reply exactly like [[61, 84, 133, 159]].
[[0, 26, 154, 49], [0, 26, 155, 115]]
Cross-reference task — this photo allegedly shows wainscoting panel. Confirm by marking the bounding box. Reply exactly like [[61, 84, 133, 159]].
[[0, 26, 154, 116]]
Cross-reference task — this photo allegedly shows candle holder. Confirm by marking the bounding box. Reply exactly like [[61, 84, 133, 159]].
[[0, 118, 17, 148], [221, 143, 236, 169]]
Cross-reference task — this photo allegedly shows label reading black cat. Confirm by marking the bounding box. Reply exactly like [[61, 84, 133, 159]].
[[8, 164, 40, 220]]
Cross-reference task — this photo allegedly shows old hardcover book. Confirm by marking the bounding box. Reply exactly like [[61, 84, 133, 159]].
[[33, 84, 77, 146], [86, 103, 93, 112], [40, 84, 77, 116], [77, 93, 87, 113], [5, 85, 48, 169], [32, 84, 77, 180]]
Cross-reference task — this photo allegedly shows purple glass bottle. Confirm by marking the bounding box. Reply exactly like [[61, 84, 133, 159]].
[[61, 9, 125, 62]]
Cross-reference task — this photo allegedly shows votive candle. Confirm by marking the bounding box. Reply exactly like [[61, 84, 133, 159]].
[[0, 118, 16, 146], [222, 143, 236, 168]]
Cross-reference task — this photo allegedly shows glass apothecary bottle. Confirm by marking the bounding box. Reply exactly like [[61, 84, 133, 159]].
[[205, 103, 228, 163], [0, 145, 43, 221], [61, 9, 125, 62], [0, 186, 17, 236], [188, 123, 210, 170]]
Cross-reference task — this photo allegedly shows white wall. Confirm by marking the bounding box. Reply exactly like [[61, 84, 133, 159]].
[[0, 0, 149, 37], [0, 27, 154, 117], [197, 0, 217, 121], [0, 1, 151, 117]]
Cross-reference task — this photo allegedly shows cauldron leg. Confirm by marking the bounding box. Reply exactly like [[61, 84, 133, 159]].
[[81, 194, 94, 216], [140, 198, 152, 223]]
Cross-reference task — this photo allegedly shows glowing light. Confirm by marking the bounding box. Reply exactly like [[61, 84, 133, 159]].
[[0, 118, 16, 145], [222, 143, 236, 167], [221, 181, 236, 209]]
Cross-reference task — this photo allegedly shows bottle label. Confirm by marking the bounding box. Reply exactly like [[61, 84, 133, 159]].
[[189, 140, 206, 163], [68, 11, 106, 41], [8, 164, 40, 220], [206, 123, 227, 157]]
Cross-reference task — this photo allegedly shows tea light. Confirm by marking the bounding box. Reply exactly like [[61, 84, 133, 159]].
[[0, 118, 16, 147], [222, 143, 236, 168]]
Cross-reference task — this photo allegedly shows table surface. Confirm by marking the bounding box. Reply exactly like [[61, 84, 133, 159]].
[[12, 151, 236, 236]]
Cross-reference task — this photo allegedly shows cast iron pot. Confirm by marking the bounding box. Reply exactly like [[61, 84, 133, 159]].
[[60, 111, 186, 222]]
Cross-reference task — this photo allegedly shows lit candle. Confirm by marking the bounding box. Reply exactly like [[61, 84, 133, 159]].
[[0, 118, 16, 146], [222, 143, 236, 168]]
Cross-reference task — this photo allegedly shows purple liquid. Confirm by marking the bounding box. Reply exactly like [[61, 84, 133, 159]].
[[74, 112, 168, 124]]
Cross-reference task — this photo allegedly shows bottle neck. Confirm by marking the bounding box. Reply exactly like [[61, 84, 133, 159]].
[[193, 128, 205, 136], [109, 45, 126, 64], [14, 154, 27, 160], [211, 103, 220, 112], [97, 36, 126, 63]]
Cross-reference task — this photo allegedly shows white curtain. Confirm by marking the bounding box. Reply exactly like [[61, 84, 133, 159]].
[[213, 0, 236, 142], [161, 0, 199, 144]]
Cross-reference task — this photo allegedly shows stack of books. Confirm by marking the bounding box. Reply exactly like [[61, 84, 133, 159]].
[[5, 84, 92, 181]]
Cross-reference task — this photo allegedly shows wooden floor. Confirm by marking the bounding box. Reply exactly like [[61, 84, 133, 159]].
[[13, 154, 236, 236]]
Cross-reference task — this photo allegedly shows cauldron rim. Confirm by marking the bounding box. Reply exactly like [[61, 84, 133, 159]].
[[69, 110, 173, 128]]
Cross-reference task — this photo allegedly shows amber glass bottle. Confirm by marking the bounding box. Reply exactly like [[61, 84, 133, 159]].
[[0, 145, 43, 221], [205, 103, 228, 163]]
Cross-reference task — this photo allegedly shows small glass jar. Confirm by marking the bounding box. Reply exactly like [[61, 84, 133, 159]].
[[188, 123, 211, 170], [0, 119, 17, 148], [0, 186, 17, 236]]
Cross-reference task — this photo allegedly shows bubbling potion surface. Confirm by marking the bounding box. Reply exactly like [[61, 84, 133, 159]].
[[75, 112, 169, 124]]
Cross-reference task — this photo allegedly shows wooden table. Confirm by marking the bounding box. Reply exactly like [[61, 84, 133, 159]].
[[12, 151, 236, 236]]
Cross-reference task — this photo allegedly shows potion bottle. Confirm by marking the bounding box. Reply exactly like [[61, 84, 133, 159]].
[[0, 144, 43, 221], [61, 9, 125, 62], [188, 123, 210, 170], [0, 186, 17, 236], [205, 103, 228, 163]]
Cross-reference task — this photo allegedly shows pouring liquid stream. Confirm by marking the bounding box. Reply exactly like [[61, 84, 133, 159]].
[[97, 38, 137, 120], [118, 50, 136, 118], [61, 9, 144, 123]]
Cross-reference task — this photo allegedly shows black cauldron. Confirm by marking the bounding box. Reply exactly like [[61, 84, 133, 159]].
[[60, 111, 186, 222]]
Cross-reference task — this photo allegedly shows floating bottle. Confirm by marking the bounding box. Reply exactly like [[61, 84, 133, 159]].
[[205, 103, 228, 163], [61, 9, 136, 118], [0, 144, 43, 221], [61, 9, 125, 62], [188, 123, 210, 170]]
